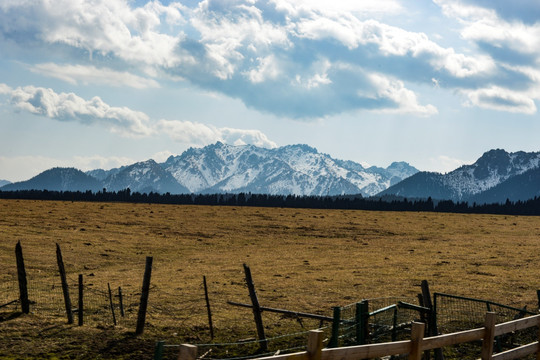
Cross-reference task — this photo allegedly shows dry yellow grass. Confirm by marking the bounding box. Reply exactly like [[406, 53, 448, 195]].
[[1, 199, 540, 358]]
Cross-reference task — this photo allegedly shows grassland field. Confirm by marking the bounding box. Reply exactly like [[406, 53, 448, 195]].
[[1, 198, 540, 359]]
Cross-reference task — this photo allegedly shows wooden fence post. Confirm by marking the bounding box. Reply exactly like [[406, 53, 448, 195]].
[[178, 344, 197, 360], [136, 256, 153, 335], [118, 286, 125, 317], [78, 274, 83, 326], [481, 312, 496, 360], [421, 280, 443, 360], [243, 263, 268, 352], [56, 243, 73, 324], [15, 241, 30, 314], [108, 283, 117, 326], [409, 322, 426, 360], [307, 330, 323, 360], [329, 306, 341, 348], [203, 276, 214, 340], [154, 341, 165, 360], [356, 300, 369, 345], [355, 302, 362, 345]]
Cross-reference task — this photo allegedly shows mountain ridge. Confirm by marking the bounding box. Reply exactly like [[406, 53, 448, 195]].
[[161, 142, 418, 196], [379, 149, 540, 203], [1, 143, 418, 196]]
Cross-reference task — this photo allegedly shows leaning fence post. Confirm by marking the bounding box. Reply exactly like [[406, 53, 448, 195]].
[[203, 276, 214, 340], [108, 282, 117, 326], [118, 286, 125, 317], [15, 241, 30, 314], [178, 344, 197, 360], [136, 256, 153, 335], [481, 312, 496, 360], [307, 330, 323, 360], [243, 263, 268, 352], [329, 306, 341, 348], [56, 243, 73, 324]]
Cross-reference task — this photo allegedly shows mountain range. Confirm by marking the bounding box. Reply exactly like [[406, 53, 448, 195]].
[[2, 144, 540, 204], [379, 149, 540, 203], [1, 142, 417, 197]]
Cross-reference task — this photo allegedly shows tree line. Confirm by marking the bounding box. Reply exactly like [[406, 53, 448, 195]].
[[1, 189, 540, 215]]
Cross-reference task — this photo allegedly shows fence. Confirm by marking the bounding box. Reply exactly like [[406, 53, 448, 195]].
[[3, 244, 540, 360], [152, 291, 540, 360], [0, 275, 141, 327], [176, 313, 540, 360]]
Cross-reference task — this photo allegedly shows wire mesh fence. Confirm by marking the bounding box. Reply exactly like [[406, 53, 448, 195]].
[[331, 297, 422, 348], [4, 274, 540, 360], [0, 275, 141, 327], [434, 292, 538, 360]]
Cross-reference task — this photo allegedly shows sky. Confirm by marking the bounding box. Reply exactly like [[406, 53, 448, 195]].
[[1, 0, 540, 182]]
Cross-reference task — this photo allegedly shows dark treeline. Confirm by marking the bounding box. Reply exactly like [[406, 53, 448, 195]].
[[1, 189, 540, 216]]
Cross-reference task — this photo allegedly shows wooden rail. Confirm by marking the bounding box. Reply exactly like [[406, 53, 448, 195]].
[[177, 313, 540, 360]]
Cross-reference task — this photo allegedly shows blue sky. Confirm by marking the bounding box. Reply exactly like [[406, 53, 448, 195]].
[[1, 0, 540, 181]]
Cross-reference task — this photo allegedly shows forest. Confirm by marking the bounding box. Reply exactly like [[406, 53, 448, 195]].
[[1, 189, 540, 216]]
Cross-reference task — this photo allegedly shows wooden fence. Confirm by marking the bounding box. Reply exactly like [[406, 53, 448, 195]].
[[176, 312, 540, 360]]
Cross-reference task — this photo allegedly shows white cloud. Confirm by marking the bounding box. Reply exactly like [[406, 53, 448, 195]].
[[31, 63, 160, 89], [428, 155, 470, 174], [1, 81, 278, 148], [365, 73, 438, 116], [433, 0, 540, 113], [0, 83, 12, 94], [151, 150, 176, 163], [2, 0, 537, 117], [270, 0, 403, 17], [9, 85, 154, 137], [156, 119, 277, 148], [220, 127, 278, 148], [243, 55, 281, 84], [463, 87, 537, 114], [0, 0, 185, 66]]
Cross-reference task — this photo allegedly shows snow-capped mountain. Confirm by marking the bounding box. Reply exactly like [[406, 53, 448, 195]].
[[162, 142, 418, 196], [379, 149, 540, 202], [0, 143, 418, 196], [102, 159, 189, 194], [0, 167, 102, 192], [0, 180, 10, 187]]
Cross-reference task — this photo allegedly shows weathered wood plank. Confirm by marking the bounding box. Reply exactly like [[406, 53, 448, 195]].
[[492, 342, 539, 360], [494, 315, 540, 336], [423, 328, 485, 349], [255, 352, 307, 360], [321, 340, 411, 360]]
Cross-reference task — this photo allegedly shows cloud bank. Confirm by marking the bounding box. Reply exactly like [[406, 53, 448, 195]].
[[1, 83, 277, 148], [0, 0, 538, 117]]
